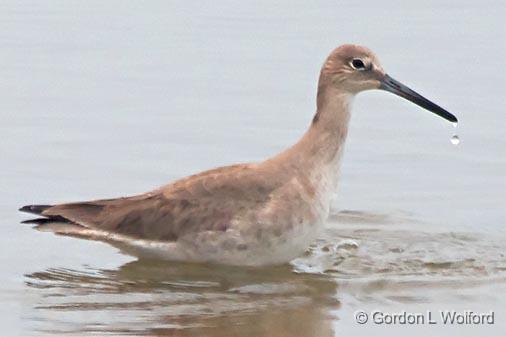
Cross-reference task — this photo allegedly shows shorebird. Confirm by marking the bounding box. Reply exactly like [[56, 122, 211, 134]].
[[20, 45, 457, 266]]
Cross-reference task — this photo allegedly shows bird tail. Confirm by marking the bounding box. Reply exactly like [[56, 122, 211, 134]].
[[19, 204, 52, 215], [19, 204, 72, 224]]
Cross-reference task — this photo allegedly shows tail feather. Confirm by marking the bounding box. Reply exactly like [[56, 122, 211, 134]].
[[21, 216, 71, 225], [20, 201, 108, 228], [19, 204, 52, 215], [19, 204, 74, 224]]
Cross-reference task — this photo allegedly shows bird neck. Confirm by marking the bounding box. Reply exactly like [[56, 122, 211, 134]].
[[265, 84, 353, 191]]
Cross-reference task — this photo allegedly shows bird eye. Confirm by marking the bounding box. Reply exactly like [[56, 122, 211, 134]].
[[350, 58, 366, 70]]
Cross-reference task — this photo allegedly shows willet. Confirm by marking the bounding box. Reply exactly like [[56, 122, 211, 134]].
[[20, 44, 458, 266]]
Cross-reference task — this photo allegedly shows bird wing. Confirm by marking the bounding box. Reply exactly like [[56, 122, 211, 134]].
[[24, 164, 278, 241]]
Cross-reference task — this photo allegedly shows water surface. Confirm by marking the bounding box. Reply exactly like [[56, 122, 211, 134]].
[[1, 1, 505, 336]]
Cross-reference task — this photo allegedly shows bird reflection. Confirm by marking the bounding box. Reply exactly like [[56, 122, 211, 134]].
[[25, 259, 339, 336]]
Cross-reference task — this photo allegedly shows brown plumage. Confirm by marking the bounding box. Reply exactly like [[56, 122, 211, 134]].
[[20, 44, 457, 266], [24, 164, 277, 240]]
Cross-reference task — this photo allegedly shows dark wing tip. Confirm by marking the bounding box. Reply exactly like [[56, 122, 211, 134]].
[[21, 218, 53, 225], [19, 204, 52, 215]]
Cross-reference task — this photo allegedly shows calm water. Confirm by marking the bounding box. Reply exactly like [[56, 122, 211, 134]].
[[1, 1, 505, 336]]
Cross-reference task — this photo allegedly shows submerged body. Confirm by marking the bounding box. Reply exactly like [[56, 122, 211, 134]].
[[20, 44, 457, 266], [26, 108, 349, 266]]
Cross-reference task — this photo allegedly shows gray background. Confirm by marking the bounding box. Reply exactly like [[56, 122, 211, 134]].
[[1, 1, 505, 336]]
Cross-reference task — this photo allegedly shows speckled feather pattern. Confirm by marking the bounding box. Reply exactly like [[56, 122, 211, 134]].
[[26, 45, 372, 266]]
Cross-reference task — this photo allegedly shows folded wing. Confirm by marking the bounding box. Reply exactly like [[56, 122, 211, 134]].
[[20, 164, 278, 242]]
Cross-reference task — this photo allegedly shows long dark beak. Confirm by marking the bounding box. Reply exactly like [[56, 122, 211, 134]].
[[380, 74, 458, 123]]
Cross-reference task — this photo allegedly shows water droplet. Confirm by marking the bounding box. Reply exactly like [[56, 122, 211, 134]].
[[450, 122, 460, 145]]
